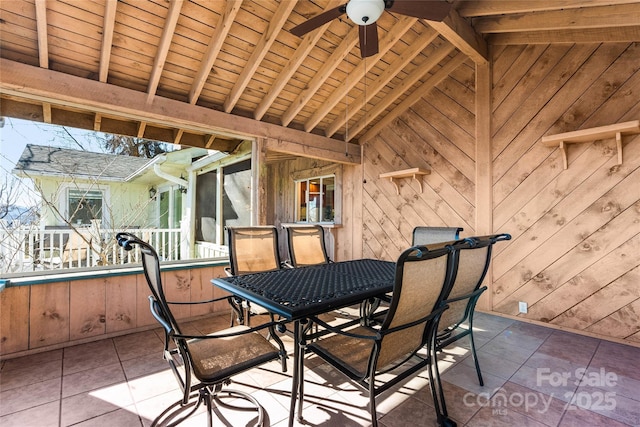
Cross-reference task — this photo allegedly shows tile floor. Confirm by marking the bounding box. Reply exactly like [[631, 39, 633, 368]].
[[1, 312, 639, 427]]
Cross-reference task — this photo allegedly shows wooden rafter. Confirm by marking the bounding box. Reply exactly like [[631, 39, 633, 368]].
[[42, 102, 51, 123], [223, 0, 296, 113], [325, 28, 439, 137], [360, 51, 467, 142], [254, 1, 340, 120], [426, 9, 488, 64], [137, 122, 147, 138], [205, 134, 216, 148], [281, 26, 359, 127], [146, 0, 184, 103], [490, 26, 640, 44], [474, 3, 640, 33], [34, 0, 48, 68], [189, 0, 242, 105], [351, 43, 455, 140], [305, 15, 418, 133], [457, 0, 640, 17], [99, 0, 117, 83]]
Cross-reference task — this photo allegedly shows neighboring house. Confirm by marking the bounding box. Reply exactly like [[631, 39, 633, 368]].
[[12, 144, 157, 230], [8, 143, 252, 269]]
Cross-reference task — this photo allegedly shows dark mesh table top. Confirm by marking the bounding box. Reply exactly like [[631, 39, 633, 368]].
[[212, 259, 396, 319]]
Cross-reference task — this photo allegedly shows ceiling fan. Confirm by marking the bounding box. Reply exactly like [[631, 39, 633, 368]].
[[291, 0, 452, 58]]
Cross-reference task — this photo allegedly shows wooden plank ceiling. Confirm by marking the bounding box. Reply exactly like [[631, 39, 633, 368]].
[[1, 0, 638, 156]]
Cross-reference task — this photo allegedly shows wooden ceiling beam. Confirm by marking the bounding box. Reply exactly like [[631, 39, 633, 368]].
[[205, 134, 216, 148], [0, 59, 360, 164], [352, 43, 456, 140], [137, 122, 146, 138], [305, 15, 418, 133], [281, 26, 359, 127], [34, 0, 48, 68], [427, 9, 488, 64], [94, 113, 102, 131], [223, 0, 296, 113], [490, 26, 640, 44], [189, 0, 242, 105], [474, 4, 640, 33], [98, 0, 118, 83], [325, 28, 439, 137], [146, 0, 184, 104], [254, 1, 340, 120], [42, 102, 52, 123], [457, 0, 640, 17], [360, 51, 467, 143]]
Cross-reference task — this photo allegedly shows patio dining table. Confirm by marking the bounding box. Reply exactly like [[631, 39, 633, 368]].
[[211, 258, 452, 426]]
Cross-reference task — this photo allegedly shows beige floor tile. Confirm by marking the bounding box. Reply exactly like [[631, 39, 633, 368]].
[[60, 381, 134, 426], [72, 407, 142, 427], [0, 401, 60, 427], [0, 358, 62, 391], [62, 362, 127, 398], [0, 377, 61, 417]]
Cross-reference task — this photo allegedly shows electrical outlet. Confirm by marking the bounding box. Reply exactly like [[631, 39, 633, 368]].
[[518, 301, 528, 314]]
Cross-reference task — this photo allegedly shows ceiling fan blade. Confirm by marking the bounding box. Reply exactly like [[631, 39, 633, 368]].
[[387, 0, 452, 21], [290, 5, 347, 37], [359, 23, 379, 58]]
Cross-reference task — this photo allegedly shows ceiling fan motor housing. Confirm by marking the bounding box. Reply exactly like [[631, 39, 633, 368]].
[[346, 0, 385, 25]]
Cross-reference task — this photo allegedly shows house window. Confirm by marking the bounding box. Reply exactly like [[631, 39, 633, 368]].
[[295, 175, 335, 223], [68, 189, 103, 226]]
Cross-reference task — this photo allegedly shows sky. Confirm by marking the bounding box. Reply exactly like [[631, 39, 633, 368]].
[[0, 117, 108, 207]]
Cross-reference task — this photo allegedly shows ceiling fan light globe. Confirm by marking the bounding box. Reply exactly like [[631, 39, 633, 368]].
[[346, 0, 385, 25]]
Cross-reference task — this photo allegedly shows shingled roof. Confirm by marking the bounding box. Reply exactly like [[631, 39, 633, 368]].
[[12, 144, 152, 181]]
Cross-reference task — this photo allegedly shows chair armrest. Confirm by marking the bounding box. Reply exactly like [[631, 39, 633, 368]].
[[173, 318, 287, 340], [166, 295, 233, 305], [442, 286, 487, 305]]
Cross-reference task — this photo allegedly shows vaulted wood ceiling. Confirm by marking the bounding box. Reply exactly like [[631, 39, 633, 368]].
[[1, 1, 638, 160]]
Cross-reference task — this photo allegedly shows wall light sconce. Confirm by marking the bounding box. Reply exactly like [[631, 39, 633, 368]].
[[149, 187, 157, 199]]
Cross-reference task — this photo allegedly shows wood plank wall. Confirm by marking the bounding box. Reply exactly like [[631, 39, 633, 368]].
[[0, 265, 230, 357], [359, 42, 640, 346]]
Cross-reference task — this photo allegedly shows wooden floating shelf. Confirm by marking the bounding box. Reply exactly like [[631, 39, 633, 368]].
[[379, 167, 430, 195], [542, 120, 640, 169]]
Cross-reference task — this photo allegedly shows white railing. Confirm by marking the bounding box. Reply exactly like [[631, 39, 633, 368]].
[[0, 226, 220, 274]]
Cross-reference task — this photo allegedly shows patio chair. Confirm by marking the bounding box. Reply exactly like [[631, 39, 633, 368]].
[[435, 233, 511, 386], [284, 224, 331, 267], [303, 245, 456, 427], [116, 232, 287, 427], [412, 226, 463, 246], [225, 226, 285, 325]]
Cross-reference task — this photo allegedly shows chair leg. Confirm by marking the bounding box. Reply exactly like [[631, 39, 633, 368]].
[[369, 381, 378, 427], [428, 334, 457, 427], [468, 328, 484, 386]]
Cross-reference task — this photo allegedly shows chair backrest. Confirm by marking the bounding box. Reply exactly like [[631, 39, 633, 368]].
[[285, 225, 330, 267], [116, 232, 181, 336], [376, 245, 453, 369], [412, 226, 463, 246], [226, 226, 282, 275], [437, 234, 509, 332]]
